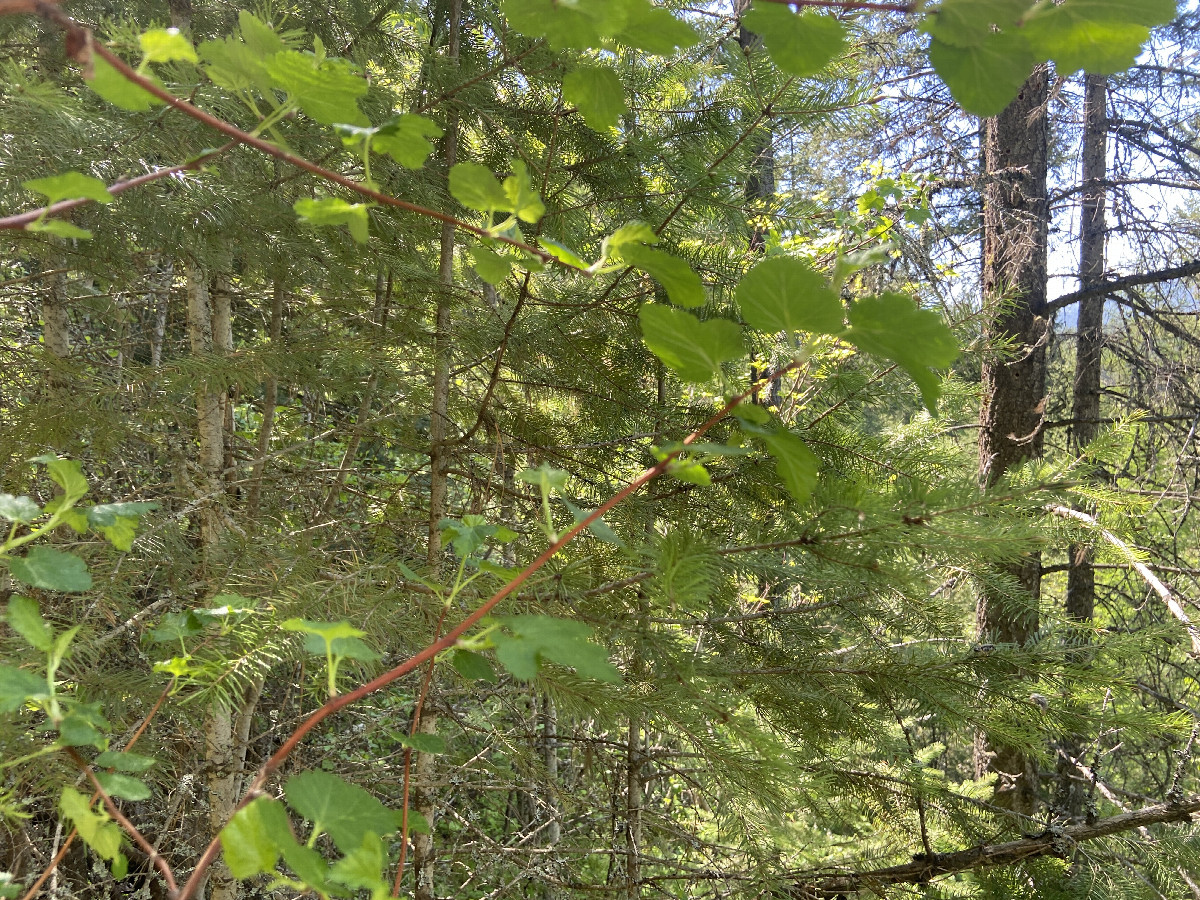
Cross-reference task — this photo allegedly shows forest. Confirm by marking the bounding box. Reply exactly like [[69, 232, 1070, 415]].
[[2, 0, 1200, 898]]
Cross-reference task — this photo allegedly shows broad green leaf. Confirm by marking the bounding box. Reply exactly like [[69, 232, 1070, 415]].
[[60, 788, 123, 863], [265, 51, 368, 126], [329, 832, 387, 892], [736, 256, 843, 336], [86, 502, 157, 526], [87, 56, 162, 111], [516, 464, 570, 494], [731, 401, 772, 426], [502, 161, 545, 223], [561, 497, 624, 546], [8, 547, 92, 593], [844, 292, 958, 413], [603, 221, 659, 256], [449, 163, 509, 213], [470, 245, 513, 285], [294, 197, 369, 244], [438, 515, 513, 557], [23, 172, 113, 206], [282, 619, 369, 662], [25, 219, 92, 239], [741, 4, 846, 77], [238, 10, 289, 58], [220, 796, 295, 879], [620, 245, 704, 308], [1024, 0, 1162, 74], [922, 0, 1034, 47], [538, 239, 589, 269], [7, 596, 52, 652], [394, 732, 446, 754], [373, 115, 444, 169], [614, 3, 699, 54], [280, 840, 344, 896], [492, 615, 620, 682], [928, 32, 1037, 117], [666, 458, 710, 487], [638, 304, 745, 383], [35, 455, 89, 503], [502, 0, 604, 49], [94, 750, 156, 773], [563, 65, 627, 132], [59, 707, 108, 748], [139, 28, 198, 64], [762, 430, 819, 502], [199, 34, 274, 94], [49, 626, 79, 674], [406, 810, 432, 835], [95, 773, 150, 801], [151, 611, 207, 643], [285, 770, 395, 852], [450, 649, 497, 683], [0, 665, 49, 712]]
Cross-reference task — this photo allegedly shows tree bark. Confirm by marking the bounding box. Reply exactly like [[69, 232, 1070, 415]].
[[975, 66, 1050, 818], [247, 281, 284, 516]]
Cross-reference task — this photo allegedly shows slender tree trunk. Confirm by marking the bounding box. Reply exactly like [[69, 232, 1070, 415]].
[[149, 259, 172, 369], [1057, 74, 1109, 823], [975, 66, 1051, 818], [186, 265, 225, 554], [42, 253, 71, 405], [247, 281, 284, 515]]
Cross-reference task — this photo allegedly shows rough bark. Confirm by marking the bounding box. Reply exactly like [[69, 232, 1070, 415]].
[[149, 259, 172, 369], [1057, 74, 1108, 823], [186, 265, 225, 554], [975, 66, 1050, 817], [247, 281, 284, 515]]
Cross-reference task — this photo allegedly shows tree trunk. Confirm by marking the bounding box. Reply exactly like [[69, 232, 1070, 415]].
[[247, 281, 285, 515], [975, 66, 1050, 818]]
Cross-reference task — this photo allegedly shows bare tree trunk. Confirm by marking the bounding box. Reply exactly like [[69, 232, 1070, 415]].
[[975, 66, 1050, 818], [186, 265, 225, 554], [247, 282, 284, 515], [149, 259, 172, 369], [169, 0, 191, 32], [1057, 73, 1109, 823], [211, 276, 236, 486]]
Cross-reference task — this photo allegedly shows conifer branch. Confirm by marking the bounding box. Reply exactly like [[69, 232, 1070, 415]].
[[804, 794, 1200, 896]]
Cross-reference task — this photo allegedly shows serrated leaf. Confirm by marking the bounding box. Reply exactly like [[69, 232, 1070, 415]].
[[736, 256, 843, 336], [285, 770, 395, 852], [39, 456, 88, 503], [563, 65, 627, 132], [844, 292, 958, 413], [922, 0, 1033, 47], [928, 31, 1037, 117], [373, 114, 444, 169], [450, 649, 498, 682], [95, 773, 150, 801], [199, 34, 274, 94], [7, 596, 52, 652], [741, 4, 846, 77], [621, 245, 704, 308], [492, 615, 620, 682], [639, 304, 745, 383], [23, 172, 113, 206], [502, 160, 545, 223], [449, 163, 509, 213], [95, 750, 157, 773], [538, 239, 589, 269], [614, 2, 699, 54], [59, 711, 105, 748], [603, 221, 659, 255], [762, 430, 819, 502], [395, 732, 446, 754], [139, 28, 198, 64], [87, 55, 162, 111], [265, 51, 368, 126], [0, 665, 49, 712], [239, 10, 289, 58], [280, 840, 343, 895], [60, 788, 122, 862], [1024, 0, 1161, 74], [329, 832, 387, 892], [438, 515, 511, 557], [470, 245, 512, 284], [294, 197, 369, 243], [8, 547, 92, 593], [516, 463, 570, 494], [220, 796, 295, 879], [25, 219, 93, 239], [150, 611, 207, 643], [502, 0, 604, 50], [85, 502, 156, 527]]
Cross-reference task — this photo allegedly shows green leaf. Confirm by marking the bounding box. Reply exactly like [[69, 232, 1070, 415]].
[[394, 732, 446, 754], [761, 430, 819, 502], [139, 28, 198, 64], [922, 0, 1033, 47], [220, 796, 295, 879], [666, 457, 710, 487], [844, 292, 958, 413], [60, 788, 122, 863], [736, 256, 844, 337], [59, 708, 108, 748], [7, 596, 52, 652], [516, 464, 570, 495], [620, 245, 704, 308], [406, 810, 431, 835], [329, 832, 387, 893], [23, 172, 113, 206], [538, 239, 589, 270], [563, 65, 627, 132], [502, 161, 546, 223], [85, 502, 156, 527], [928, 32, 1037, 117], [438, 515, 512, 557], [238, 10, 289, 58], [492, 615, 620, 682], [294, 198, 369, 244], [470, 245, 513, 285], [36, 455, 89, 503], [285, 770, 396, 852], [199, 34, 275, 94], [502, 0, 604, 50], [282, 620, 373, 662], [603, 221, 659, 257], [280, 841, 344, 896], [450, 649, 497, 683], [614, 2, 699, 54], [150, 611, 207, 643], [86, 56, 162, 111], [8, 547, 92, 593], [94, 750, 157, 773], [265, 51, 368, 126], [449, 163, 509, 214], [373, 115, 444, 169], [1024, 0, 1165, 74], [638, 304, 746, 383], [95, 773, 150, 801], [561, 497, 624, 546], [49, 626, 79, 675], [741, 4, 847, 77], [25, 219, 92, 239], [0, 665, 49, 713]]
